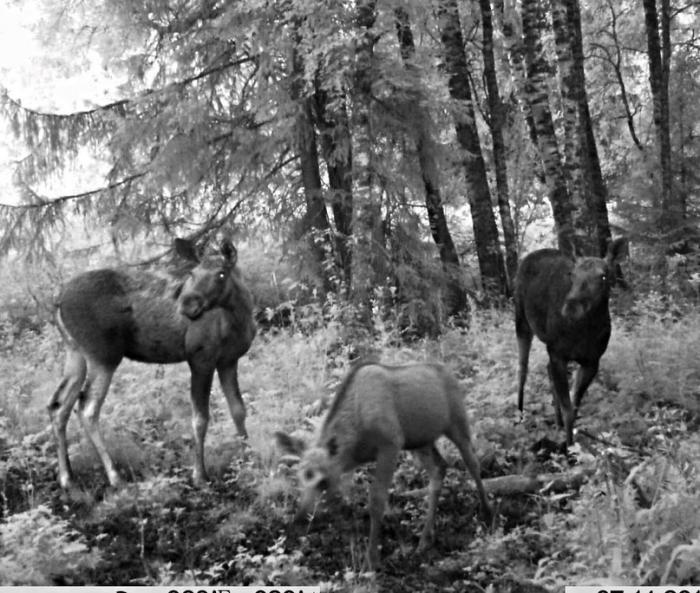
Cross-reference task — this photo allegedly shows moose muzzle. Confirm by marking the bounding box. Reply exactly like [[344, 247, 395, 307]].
[[179, 294, 206, 319]]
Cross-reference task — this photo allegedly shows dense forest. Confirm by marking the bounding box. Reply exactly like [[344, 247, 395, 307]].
[[0, 0, 699, 590]]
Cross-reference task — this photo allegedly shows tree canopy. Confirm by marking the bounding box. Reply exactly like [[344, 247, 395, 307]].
[[1, 0, 699, 326]]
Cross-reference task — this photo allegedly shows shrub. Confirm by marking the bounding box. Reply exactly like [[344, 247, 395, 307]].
[[537, 429, 700, 586], [0, 505, 101, 585]]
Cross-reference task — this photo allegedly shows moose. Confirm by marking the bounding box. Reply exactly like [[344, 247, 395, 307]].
[[514, 236, 628, 446], [276, 361, 492, 569], [49, 237, 256, 489]]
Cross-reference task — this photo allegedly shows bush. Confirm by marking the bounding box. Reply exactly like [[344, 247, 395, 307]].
[[536, 429, 700, 586], [0, 505, 101, 585]]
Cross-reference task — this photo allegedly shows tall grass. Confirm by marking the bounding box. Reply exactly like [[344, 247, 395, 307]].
[[2, 300, 698, 489], [1, 296, 699, 587]]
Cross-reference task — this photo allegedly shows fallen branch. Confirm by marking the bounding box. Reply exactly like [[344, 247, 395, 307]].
[[481, 467, 593, 496], [401, 467, 594, 498]]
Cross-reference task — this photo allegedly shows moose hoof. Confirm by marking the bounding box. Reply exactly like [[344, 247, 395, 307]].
[[480, 504, 495, 527], [107, 472, 124, 489], [192, 471, 211, 487], [58, 475, 74, 491], [417, 529, 435, 553]]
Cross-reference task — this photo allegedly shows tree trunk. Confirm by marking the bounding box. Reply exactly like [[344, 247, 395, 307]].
[[549, 0, 576, 190], [643, 0, 679, 232], [497, 0, 546, 187], [313, 85, 354, 293], [564, 0, 614, 257], [478, 0, 518, 292], [520, 0, 576, 247], [351, 0, 383, 325], [436, 0, 507, 295], [550, 0, 614, 257], [394, 7, 467, 315], [550, 0, 583, 226], [290, 30, 333, 291], [602, 0, 644, 152]]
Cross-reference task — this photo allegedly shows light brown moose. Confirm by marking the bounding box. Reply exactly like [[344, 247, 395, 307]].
[[49, 238, 256, 489], [276, 361, 492, 569]]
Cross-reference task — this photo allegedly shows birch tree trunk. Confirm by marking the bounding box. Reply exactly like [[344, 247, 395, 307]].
[[520, 0, 576, 247], [351, 0, 384, 323], [550, 0, 582, 214], [551, 0, 614, 256], [564, 0, 614, 257], [497, 0, 547, 188]]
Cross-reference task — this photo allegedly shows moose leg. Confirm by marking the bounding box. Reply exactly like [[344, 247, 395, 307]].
[[516, 328, 533, 418], [547, 355, 575, 446], [546, 363, 564, 428], [572, 362, 599, 419], [413, 445, 447, 552], [189, 368, 214, 485], [77, 360, 121, 487], [217, 361, 248, 438], [48, 348, 87, 489], [448, 423, 493, 523], [367, 445, 400, 569]]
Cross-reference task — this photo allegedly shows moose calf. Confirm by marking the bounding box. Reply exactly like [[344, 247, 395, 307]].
[[514, 237, 628, 446], [276, 361, 492, 569]]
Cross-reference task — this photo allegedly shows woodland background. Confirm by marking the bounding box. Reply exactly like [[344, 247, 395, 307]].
[[0, 0, 699, 590]]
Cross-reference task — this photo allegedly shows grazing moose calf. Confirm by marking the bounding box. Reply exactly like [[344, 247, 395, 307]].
[[515, 237, 628, 446], [276, 362, 492, 569], [49, 238, 256, 489]]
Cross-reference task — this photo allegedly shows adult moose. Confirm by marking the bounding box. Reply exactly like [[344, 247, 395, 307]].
[[276, 361, 492, 569], [49, 237, 256, 489], [515, 235, 628, 447]]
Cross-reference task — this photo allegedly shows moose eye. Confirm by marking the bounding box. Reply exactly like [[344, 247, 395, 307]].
[[304, 469, 315, 481], [601, 273, 607, 282], [217, 271, 226, 281]]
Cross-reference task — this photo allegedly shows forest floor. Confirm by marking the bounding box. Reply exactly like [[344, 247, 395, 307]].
[[1, 302, 699, 591]]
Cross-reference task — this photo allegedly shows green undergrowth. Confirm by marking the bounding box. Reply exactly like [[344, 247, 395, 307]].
[[0, 298, 698, 591]]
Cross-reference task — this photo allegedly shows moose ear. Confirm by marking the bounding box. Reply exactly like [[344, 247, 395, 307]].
[[174, 238, 200, 263], [221, 240, 238, 265], [171, 281, 184, 300], [275, 431, 307, 456], [606, 237, 629, 266], [557, 226, 581, 260], [326, 436, 338, 457]]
